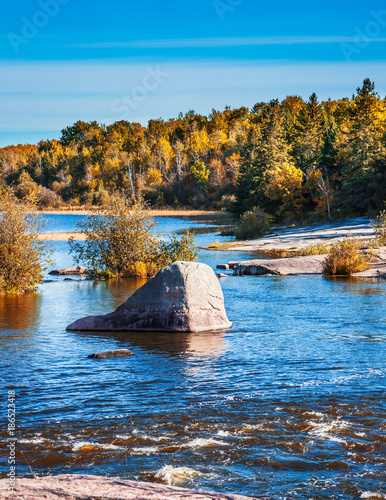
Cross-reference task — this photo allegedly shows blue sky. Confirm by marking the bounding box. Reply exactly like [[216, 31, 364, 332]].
[[1, 0, 386, 146]]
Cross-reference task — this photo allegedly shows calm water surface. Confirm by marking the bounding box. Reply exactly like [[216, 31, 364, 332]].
[[0, 215, 385, 499]]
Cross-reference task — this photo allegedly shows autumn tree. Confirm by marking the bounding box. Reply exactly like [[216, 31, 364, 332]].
[[0, 185, 51, 294]]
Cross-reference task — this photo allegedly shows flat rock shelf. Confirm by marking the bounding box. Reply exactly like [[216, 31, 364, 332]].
[[233, 255, 327, 276], [0, 475, 257, 500]]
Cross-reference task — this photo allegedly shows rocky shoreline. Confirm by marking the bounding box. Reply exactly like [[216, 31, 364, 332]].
[[228, 248, 386, 278], [0, 474, 257, 500]]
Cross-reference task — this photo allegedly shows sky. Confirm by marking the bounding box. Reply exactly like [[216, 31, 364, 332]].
[[1, 0, 386, 146]]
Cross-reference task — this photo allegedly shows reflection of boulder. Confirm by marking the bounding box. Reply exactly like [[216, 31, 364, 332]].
[[75, 330, 226, 358], [186, 332, 225, 358], [67, 262, 232, 333]]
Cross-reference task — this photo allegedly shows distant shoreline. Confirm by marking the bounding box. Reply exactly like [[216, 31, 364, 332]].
[[38, 208, 224, 217]]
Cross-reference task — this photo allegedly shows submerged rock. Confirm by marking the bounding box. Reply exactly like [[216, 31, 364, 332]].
[[49, 266, 89, 276], [88, 349, 134, 359], [66, 261, 232, 333]]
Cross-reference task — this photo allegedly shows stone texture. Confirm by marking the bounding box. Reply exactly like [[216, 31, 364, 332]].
[[88, 349, 134, 359], [67, 262, 232, 333], [216, 264, 230, 270], [49, 266, 89, 276], [233, 255, 327, 276], [0, 474, 257, 500]]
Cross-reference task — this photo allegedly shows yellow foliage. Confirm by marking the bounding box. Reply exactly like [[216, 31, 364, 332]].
[[0, 185, 51, 294], [264, 162, 303, 217], [190, 162, 210, 189], [189, 129, 211, 157], [147, 168, 164, 186], [323, 238, 370, 276], [157, 138, 175, 171]]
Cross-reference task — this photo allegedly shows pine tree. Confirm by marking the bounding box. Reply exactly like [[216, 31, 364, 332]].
[[292, 93, 325, 172], [340, 79, 386, 213]]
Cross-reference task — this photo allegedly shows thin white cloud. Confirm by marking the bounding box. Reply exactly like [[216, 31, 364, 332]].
[[1, 59, 386, 142], [69, 36, 386, 49]]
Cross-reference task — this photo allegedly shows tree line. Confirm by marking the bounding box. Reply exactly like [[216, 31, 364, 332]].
[[1, 78, 385, 221]]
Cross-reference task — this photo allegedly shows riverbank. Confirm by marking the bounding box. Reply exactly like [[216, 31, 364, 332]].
[[39, 232, 86, 241], [38, 208, 226, 218], [0, 474, 256, 500]]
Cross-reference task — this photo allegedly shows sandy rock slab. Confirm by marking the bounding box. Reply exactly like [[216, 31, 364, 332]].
[[1, 474, 257, 500], [67, 261, 232, 333], [233, 255, 327, 276], [49, 266, 89, 276]]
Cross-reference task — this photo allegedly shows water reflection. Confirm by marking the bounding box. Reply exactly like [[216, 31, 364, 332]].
[[0, 293, 42, 330], [75, 330, 226, 358], [93, 278, 148, 309], [327, 276, 386, 295]]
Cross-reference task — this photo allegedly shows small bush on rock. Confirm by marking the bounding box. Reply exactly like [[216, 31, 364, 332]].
[[322, 238, 370, 276], [69, 196, 198, 278]]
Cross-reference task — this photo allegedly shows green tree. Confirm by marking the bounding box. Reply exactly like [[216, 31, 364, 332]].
[[340, 79, 386, 213], [292, 93, 325, 172]]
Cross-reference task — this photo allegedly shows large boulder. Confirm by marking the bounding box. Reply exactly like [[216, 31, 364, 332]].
[[66, 262, 232, 333]]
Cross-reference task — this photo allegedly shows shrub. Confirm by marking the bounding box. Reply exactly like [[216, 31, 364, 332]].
[[156, 231, 198, 269], [294, 242, 332, 257], [374, 210, 386, 246], [69, 196, 198, 278], [0, 185, 51, 294], [219, 194, 236, 212], [322, 238, 371, 276], [234, 208, 272, 239], [37, 187, 62, 208]]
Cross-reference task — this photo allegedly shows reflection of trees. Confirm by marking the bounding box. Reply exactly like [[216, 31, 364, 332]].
[[0, 293, 42, 331], [97, 278, 148, 311]]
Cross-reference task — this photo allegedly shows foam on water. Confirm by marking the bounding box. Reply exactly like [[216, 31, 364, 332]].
[[131, 446, 159, 455], [360, 493, 386, 499], [183, 438, 226, 448], [155, 465, 201, 485], [72, 441, 124, 452]]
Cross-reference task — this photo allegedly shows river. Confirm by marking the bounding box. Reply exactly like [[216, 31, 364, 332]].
[[0, 215, 385, 499]]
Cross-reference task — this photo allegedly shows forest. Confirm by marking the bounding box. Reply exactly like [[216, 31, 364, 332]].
[[1, 78, 385, 222]]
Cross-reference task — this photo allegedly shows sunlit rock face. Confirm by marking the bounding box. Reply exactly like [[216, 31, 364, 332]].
[[0, 474, 254, 499], [66, 261, 232, 333]]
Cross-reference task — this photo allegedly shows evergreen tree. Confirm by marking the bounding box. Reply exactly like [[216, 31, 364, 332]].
[[340, 79, 386, 213], [292, 93, 325, 172]]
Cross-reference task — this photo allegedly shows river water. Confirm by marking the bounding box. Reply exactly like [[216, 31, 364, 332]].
[[0, 215, 385, 499]]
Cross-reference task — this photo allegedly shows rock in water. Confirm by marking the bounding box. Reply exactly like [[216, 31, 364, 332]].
[[49, 266, 89, 276], [88, 349, 134, 359], [66, 261, 232, 333]]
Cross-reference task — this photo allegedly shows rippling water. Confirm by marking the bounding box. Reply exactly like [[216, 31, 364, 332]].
[[0, 216, 385, 499]]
